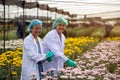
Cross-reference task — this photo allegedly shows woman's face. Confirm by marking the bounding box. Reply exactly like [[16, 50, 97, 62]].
[[56, 23, 66, 34], [31, 24, 42, 37]]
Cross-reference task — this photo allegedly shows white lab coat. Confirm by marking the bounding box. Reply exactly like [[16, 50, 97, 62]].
[[43, 29, 68, 74], [21, 33, 46, 80]]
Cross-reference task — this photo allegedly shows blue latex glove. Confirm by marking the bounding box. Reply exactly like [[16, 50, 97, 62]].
[[46, 52, 54, 62], [66, 59, 77, 67]]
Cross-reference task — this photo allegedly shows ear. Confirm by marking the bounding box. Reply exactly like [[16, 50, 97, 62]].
[[30, 27, 33, 32]]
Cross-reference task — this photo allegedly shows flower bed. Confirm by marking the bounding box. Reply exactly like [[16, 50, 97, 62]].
[[41, 41, 120, 80], [0, 37, 120, 80]]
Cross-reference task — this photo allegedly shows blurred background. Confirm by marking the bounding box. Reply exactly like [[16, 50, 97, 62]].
[[0, 0, 120, 48]]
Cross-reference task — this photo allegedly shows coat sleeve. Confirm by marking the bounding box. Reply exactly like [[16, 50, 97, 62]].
[[23, 38, 46, 63], [44, 35, 68, 61]]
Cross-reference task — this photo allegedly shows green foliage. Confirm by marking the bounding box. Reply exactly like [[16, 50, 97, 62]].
[[106, 62, 117, 73], [91, 31, 104, 38], [66, 26, 105, 38], [0, 25, 120, 40], [66, 28, 77, 37], [91, 26, 104, 38], [39, 27, 51, 38], [110, 26, 120, 37], [6, 30, 17, 40], [0, 30, 17, 40], [66, 26, 120, 38]]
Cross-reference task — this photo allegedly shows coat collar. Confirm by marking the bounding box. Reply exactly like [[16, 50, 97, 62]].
[[54, 29, 65, 47], [29, 33, 43, 54], [53, 29, 63, 39], [29, 33, 37, 43]]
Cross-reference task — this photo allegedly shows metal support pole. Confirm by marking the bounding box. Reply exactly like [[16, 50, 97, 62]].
[[6, 5, 10, 40], [55, 8, 57, 19], [22, 0, 25, 39], [2, 0, 6, 52], [37, 2, 39, 19], [47, 6, 49, 32]]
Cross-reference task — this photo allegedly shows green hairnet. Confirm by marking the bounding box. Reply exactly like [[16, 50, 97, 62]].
[[52, 17, 68, 29]]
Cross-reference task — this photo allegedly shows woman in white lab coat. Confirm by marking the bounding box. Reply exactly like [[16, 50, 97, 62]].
[[20, 19, 54, 80], [43, 17, 77, 74]]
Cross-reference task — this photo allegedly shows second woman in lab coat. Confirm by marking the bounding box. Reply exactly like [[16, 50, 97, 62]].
[[43, 17, 77, 74]]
